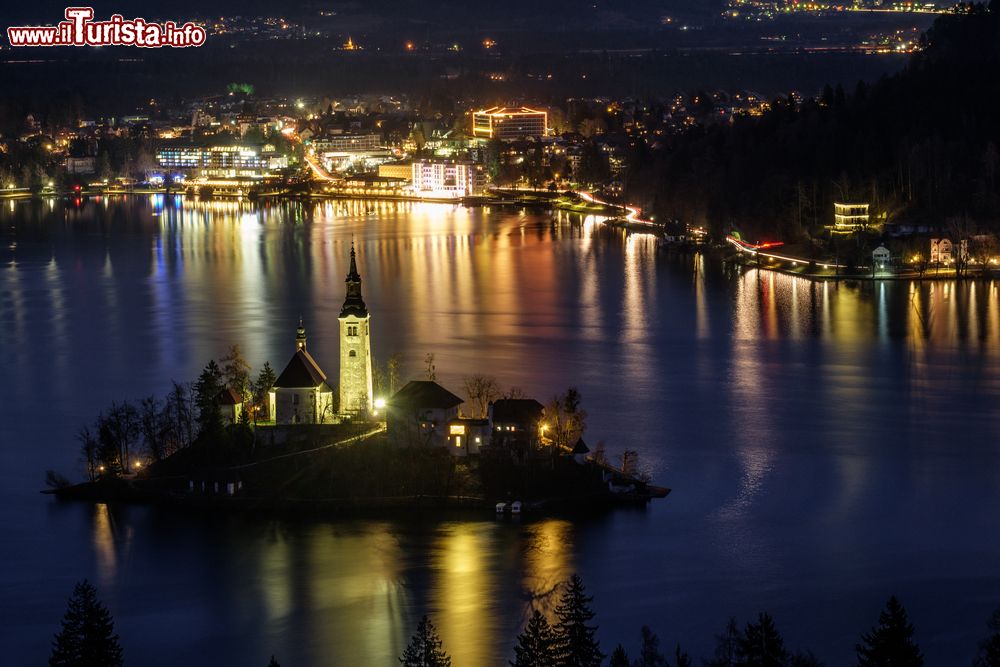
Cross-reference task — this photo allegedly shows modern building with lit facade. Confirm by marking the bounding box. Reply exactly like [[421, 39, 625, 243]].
[[156, 143, 288, 178], [411, 159, 484, 198], [472, 107, 548, 140], [831, 202, 870, 234], [312, 134, 382, 153]]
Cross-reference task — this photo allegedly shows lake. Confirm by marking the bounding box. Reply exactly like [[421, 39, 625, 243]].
[[1, 195, 998, 665]]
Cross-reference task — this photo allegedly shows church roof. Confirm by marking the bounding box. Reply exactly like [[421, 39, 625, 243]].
[[390, 381, 463, 410], [340, 243, 369, 318], [274, 349, 329, 389]]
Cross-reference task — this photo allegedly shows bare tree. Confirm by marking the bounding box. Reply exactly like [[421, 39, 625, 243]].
[[502, 386, 526, 399], [424, 353, 436, 381], [387, 353, 401, 395], [77, 426, 100, 481], [462, 374, 499, 419], [544, 387, 587, 450], [220, 344, 252, 404]]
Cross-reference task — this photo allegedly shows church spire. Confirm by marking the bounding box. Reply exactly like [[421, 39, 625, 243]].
[[295, 318, 307, 351], [340, 242, 368, 318]]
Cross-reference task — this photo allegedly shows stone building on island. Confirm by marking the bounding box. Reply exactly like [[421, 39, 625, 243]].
[[338, 243, 374, 416], [270, 320, 335, 424]]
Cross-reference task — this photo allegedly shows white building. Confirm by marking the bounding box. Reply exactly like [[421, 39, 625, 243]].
[[270, 322, 335, 424], [339, 244, 374, 416], [411, 159, 483, 198]]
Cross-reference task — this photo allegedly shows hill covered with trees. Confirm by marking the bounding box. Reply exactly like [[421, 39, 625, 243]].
[[626, 1, 1000, 244]]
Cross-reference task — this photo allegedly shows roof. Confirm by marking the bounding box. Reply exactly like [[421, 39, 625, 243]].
[[474, 106, 546, 116], [217, 387, 243, 405], [571, 438, 590, 454], [491, 398, 544, 424], [273, 349, 328, 388], [390, 381, 463, 410]]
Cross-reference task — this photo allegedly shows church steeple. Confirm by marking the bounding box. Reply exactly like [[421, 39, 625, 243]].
[[340, 242, 368, 318], [295, 318, 307, 351]]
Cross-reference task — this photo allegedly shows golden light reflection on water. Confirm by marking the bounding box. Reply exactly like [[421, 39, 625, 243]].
[[520, 519, 574, 618], [91, 503, 131, 589], [430, 523, 499, 667]]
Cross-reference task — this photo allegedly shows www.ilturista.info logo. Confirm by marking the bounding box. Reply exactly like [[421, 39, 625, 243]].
[[6, 7, 206, 48]]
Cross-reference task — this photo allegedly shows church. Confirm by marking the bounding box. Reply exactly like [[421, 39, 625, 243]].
[[269, 243, 374, 423]]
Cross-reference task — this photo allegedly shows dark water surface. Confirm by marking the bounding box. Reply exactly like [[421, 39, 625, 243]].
[[1, 196, 998, 665]]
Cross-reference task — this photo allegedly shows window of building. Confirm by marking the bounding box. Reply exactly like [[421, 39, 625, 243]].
[[349, 350, 357, 357]]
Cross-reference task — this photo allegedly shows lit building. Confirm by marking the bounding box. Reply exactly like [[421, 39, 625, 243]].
[[312, 134, 382, 153], [386, 381, 464, 448], [472, 106, 548, 140], [411, 159, 484, 198], [270, 321, 335, 425], [831, 202, 870, 234], [378, 160, 413, 181], [339, 243, 374, 416], [156, 143, 288, 178]]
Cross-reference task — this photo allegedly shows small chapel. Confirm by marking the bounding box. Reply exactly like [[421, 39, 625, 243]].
[[269, 243, 374, 424]]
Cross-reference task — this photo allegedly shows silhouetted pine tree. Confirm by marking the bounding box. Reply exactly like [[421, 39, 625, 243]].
[[790, 651, 824, 667], [400, 616, 451, 667], [609, 644, 630, 667], [552, 574, 604, 667], [633, 625, 666, 667], [855, 596, 923, 667], [674, 644, 693, 667], [736, 613, 788, 667], [267, 657, 281, 667], [706, 617, 740, 667], [973, 608, 1000, 667], [511, 609, 558, 667], [49, 580, 123, 667]]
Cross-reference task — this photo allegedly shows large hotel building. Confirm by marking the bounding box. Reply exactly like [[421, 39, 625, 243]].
[[472, 107, 548, 140]]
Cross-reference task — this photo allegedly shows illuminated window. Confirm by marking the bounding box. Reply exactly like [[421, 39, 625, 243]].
[[450, 424, 466, 435]]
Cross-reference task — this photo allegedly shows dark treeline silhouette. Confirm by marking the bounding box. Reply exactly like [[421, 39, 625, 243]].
[[398, 576, 1000, 667], [625, 2, 1000, 243], [44, 576, 1000, 665]]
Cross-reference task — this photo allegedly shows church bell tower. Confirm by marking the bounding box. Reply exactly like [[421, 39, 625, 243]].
[[339, 242, 374, 415]]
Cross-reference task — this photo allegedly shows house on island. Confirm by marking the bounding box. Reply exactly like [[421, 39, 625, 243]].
[[489, 398, 545, 463], [387, 380, 463, 448], [217, 387, 245, 425], [270, 321, 335, 424], [446, 418, 490, 457]]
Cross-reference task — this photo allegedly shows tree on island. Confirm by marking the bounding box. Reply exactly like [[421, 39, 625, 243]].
[[252, 362, 277, 423], [511, 609, 558, 667], [463, 374, 500, 419], [400, 615, 451, 667], [194, 360, 225, 438], [608, 644, 630, 667], [49, 580, 123, 667], [266, 657, 281, 667], [424, 353, 437, 381], [552, 574, 604, 667], [855, 596, 923, 667], [632, 625, 667, 667], [220, 344, 252, 406], [974, 608, 1000, 667], [544, 388, 587, 451]]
